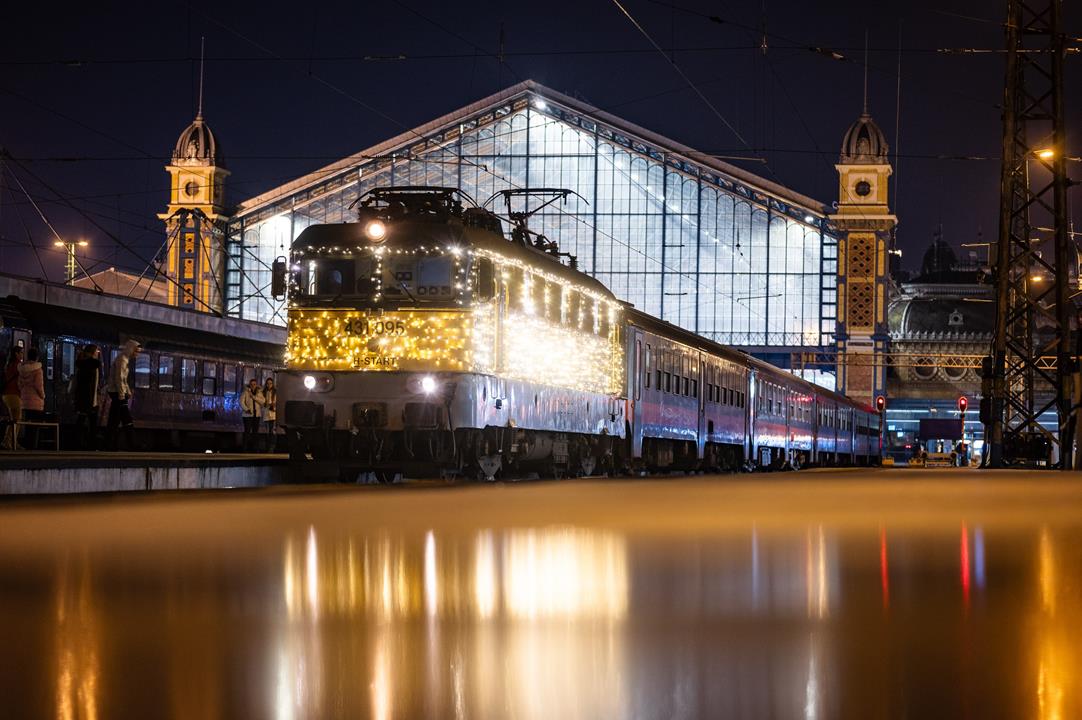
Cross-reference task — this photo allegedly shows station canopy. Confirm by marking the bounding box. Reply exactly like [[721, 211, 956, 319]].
[[227, 80, 838, 350]]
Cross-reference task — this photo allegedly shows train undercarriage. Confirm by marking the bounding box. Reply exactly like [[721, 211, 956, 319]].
[[284, 425, 850, 482]]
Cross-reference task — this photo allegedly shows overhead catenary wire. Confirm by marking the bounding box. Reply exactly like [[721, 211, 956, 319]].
[[6, 155, 222, 315]]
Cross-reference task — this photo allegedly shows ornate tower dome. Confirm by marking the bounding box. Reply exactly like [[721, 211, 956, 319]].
[[840, 112, 888, 164], [172, 115, 224, 167]]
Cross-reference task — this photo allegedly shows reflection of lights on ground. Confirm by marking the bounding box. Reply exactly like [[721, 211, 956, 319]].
[[503, 529, 627, 620], [55, 556, 100, 720], [424, 531, 438, 617], [474, 531, 497, 619], [306, 527, 319, 614]]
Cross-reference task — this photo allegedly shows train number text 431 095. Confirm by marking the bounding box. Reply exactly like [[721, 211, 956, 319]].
[[343, 318, 407, 336]]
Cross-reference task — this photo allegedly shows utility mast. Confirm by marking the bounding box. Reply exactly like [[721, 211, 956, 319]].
[[984, 0, 1074, 468]]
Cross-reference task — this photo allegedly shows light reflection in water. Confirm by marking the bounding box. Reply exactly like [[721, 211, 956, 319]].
[[54, 553, 99, 720], [38, 518, 1082, 717], [1035, 525, 1072, 720]]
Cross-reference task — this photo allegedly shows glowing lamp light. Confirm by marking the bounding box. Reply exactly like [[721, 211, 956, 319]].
[[804, 215, 815, 223], [533, 98, 548, 110], [1036, 148, 1055, 160], [303, 374, 317, 390], [365, 220, 387, 241], [420, 375, 437, 394]]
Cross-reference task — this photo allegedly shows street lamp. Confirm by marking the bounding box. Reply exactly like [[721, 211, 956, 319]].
[[54, 239, 88, 286]]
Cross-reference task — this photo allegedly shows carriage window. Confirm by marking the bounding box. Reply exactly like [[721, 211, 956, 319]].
[[664, 372, 672, 393], [133, 353, 151, 389], [180, 358, 198, 393], [61, 342, 76, 383], [242, 365, 257, 386], [223, 364, 237, 396], [644, 344, 651, 388], [158, 354, 175, 390], [202, 362, 218, 396], [682, 376, 689, 396]]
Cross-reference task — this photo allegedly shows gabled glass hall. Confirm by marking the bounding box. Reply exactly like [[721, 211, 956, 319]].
[[225, 81, 838, 351]]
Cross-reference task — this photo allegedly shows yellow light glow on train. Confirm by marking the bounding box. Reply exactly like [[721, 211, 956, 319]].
[[285, 245, 623, 393]]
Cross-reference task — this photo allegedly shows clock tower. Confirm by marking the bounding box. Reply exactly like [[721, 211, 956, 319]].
[[157, 106, 230, 313], [829, 111, 896, 405]]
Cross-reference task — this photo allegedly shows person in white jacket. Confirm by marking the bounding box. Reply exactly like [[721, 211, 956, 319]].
[[240, 378, 265, 451], [105, 339, 141, 450]]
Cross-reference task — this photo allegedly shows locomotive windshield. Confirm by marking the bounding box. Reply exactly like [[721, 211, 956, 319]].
[[291, 248, 469, 308]]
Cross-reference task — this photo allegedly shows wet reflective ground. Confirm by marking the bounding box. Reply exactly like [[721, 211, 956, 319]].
[[2, 470, 1082, 718]]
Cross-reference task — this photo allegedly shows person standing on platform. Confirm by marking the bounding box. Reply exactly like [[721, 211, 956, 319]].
[[261, 377, 277, 453], [105, 339, 141, 451], [2, 347, 24, 450], [73, 344, 103, 450], [241, 378, 264, 452], [18, 348, 45, 450]]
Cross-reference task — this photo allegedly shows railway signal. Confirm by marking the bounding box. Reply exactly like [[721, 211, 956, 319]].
[[876, 396, 886, 414], [958, 396, 968, 414]]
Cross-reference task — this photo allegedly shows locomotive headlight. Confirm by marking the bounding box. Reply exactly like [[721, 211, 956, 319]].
[[302, 374, 334, 392], [365, 220, 387, 241], [407, 374, 439, 394]]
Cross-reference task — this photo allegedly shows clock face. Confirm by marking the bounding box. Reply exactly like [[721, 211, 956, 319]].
[[184, 180, 199, 197], [854, 180, 872, 197]]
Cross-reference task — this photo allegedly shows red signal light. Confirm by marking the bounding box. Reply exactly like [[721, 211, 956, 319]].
[[875, 395, 886, 412], [958, 396, 968, 413]]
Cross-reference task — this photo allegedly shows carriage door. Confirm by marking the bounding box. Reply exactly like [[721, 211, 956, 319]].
[[629, 329, 644, 458], [696, 356, 706, 460]]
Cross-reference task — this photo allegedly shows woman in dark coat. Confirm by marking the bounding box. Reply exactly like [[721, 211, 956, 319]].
[[72, 344, 102, 450]]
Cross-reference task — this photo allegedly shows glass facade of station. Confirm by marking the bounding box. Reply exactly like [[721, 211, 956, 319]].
[[226, 89, 838, 349]]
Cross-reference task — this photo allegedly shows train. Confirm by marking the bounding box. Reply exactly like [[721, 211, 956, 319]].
[[275, 187, 880, 481], [0, 274, 284, 450]]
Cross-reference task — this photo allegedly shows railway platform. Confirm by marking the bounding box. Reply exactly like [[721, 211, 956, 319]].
[[0, 452, 288, 495]]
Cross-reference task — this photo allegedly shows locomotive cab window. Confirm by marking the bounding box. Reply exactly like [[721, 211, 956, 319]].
[[474, 257, 496, 300]]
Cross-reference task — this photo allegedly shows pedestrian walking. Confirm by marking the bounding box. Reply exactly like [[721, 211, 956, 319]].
[[2, 346, 24, 450], [73, 344, 103, 450], [105, 339, 141, 451], [18, 348, 45, 450], [261, 377, 277, 452], [241, 378, 265, 451]]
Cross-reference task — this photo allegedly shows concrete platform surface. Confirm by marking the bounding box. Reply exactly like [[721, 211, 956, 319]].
[[0, 452, 288, 494]]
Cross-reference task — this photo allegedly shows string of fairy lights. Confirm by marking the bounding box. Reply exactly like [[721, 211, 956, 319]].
[[285, 237, 624, 395]]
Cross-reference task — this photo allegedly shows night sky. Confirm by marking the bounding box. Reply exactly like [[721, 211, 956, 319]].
[[2, 1, 1079, 283]]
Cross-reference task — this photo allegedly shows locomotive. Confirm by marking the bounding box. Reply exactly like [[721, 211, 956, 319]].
[[274, 187, 879, 481]]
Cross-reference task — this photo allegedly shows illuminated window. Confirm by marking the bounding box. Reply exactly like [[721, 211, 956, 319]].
[[202, 362, 218, 396], [223, 364, 237, 396], [158, 355, 175, 390], [133, 353, 151, 389], [181, 358, 198, 393]]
